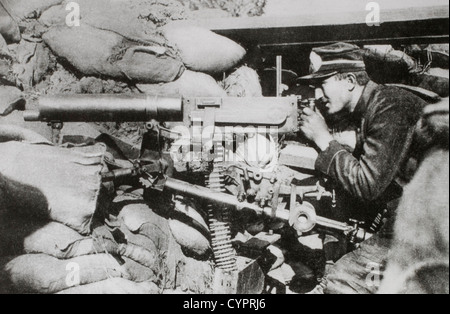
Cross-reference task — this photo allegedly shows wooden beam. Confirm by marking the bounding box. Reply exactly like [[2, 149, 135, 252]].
[[182, 5, 449, 48]]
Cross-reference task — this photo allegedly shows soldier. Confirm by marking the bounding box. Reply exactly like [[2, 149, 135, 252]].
[[297, 42, 427, 294], [378, 99, 449, 294]]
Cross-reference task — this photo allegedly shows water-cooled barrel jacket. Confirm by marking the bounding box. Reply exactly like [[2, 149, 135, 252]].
[[315, 81, 427, 204]]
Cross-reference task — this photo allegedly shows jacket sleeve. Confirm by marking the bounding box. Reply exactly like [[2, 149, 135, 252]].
[[315, 95, 418, 202]]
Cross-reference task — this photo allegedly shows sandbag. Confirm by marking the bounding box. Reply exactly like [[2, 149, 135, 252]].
[[0, 125, 49, 145], [0, 110, 53, 142], [0, 256, 16, 294], [43, 25, 185, 83], [137, 70, 227, 97], [117, 198, 171, 252], [38, 4, 66, 27], [119, 244, 158, 270], [406, 44, 449, 70], [121, 257, 157, 283], [119, 222, 161, 253], [428, 68, 449, 79], [0, 142, 106, 234], [13, 40, 53, 89], [0, 87, 25, 117], [0, 211, 49, 256], [0, 2, 20, 43], [57, 278, 159, 294], [0, 0, 63, 21], [23, 222, 120, 259], [5, 254, 127, 294], [117, 193, 211, 258], [120, 233, 213, 292], [168, 198, 211, 258], [408, 73, 450, 98], [115, 46, 185, 84], [169, 219, 211, 258], [364, 45, 418, 84], [221, 66, 263, 97], [43, 25, 123, 77], [163, 22, 246, 74]]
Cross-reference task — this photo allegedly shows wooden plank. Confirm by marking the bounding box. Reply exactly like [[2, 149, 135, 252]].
[[188, 5, 449, 30], [279, 144, 318, 171], [182, 5, 449, 47]]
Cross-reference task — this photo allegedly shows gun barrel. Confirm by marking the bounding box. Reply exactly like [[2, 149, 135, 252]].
[[23, 94, 183, 122]]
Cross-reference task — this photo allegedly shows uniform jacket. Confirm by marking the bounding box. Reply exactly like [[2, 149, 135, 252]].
[[315, 81, 427, 218]]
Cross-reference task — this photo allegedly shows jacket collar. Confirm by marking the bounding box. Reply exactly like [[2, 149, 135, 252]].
[[352, 80, 378, 120]]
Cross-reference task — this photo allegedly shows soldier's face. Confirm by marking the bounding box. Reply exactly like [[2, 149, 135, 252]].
[[315, 76, 351, 115]]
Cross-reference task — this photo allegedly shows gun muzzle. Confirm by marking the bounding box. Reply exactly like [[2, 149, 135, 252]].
[[23, 94, 183, 122]]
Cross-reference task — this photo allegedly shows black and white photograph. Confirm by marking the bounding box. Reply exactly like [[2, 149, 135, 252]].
[[0, 0, 448, 297]]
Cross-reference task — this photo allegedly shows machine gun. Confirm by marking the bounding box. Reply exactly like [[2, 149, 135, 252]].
[[24, 94, 369, 279]]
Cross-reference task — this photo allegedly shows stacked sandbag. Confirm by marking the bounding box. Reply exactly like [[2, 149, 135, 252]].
[[38, 0, 203, 85], [0, 210, 49, 257], [0, 141, 106, 234], [0, 0, 254, 295], [43, 25, 185, 84], [2, 0, 250, 98], [112, 192, 214, 293], [4, 254, 127, 294], [0, 136, 171, 293], [23, 222, 120, 259]]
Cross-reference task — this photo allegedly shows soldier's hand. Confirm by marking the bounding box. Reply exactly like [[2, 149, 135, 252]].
[[299, 107, 334, 151]]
